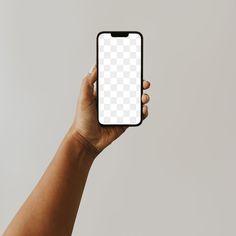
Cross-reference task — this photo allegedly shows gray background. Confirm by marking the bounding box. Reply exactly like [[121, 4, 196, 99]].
[[0, 0, 235, 235]]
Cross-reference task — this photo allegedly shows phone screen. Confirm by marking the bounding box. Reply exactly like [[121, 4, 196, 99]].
[[97, 31, 143, 125]]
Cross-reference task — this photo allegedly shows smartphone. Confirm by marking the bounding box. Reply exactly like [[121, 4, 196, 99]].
[[97, 31, 143, 126]]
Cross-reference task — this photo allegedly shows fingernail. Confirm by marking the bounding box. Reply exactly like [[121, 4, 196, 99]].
[[89, 64, 96, 74]]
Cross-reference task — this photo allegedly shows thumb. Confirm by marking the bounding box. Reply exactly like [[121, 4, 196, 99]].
[[80, 65, 97, 100]]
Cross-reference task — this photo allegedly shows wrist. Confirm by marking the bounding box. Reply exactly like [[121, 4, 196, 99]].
[[66, 126, 101, 160]]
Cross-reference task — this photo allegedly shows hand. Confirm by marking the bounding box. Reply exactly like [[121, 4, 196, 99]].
[[70, 65, 151, 153]]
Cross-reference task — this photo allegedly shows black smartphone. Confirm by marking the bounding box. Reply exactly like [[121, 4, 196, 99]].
[[97, 31, 143, 126]]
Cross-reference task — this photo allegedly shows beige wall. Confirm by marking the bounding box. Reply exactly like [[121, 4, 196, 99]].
[[0, 0, 236, 235]]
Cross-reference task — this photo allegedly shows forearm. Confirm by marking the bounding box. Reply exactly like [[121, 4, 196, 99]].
[[4, 128, 99, 236]]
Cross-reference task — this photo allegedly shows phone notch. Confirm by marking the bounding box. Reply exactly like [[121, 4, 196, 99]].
[[110, 32, 129, 37]]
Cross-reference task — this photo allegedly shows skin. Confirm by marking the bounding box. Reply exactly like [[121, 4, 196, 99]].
[[3, 66, 151, 236]]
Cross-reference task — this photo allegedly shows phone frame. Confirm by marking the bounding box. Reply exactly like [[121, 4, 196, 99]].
[[96, 31, 143, 126]]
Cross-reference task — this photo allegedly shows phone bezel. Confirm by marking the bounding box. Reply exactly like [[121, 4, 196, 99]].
[[96, 31, 143, 127]]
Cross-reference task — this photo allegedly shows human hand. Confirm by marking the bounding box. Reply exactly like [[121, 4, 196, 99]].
[[70, 65, 151, 153]]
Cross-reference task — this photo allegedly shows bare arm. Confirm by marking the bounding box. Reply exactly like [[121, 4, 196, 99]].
[[4, 66, 150, 236], [4, 128, 98, 236]]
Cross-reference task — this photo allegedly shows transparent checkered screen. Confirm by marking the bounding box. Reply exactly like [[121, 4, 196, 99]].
[[98, 33, 142, 125]]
